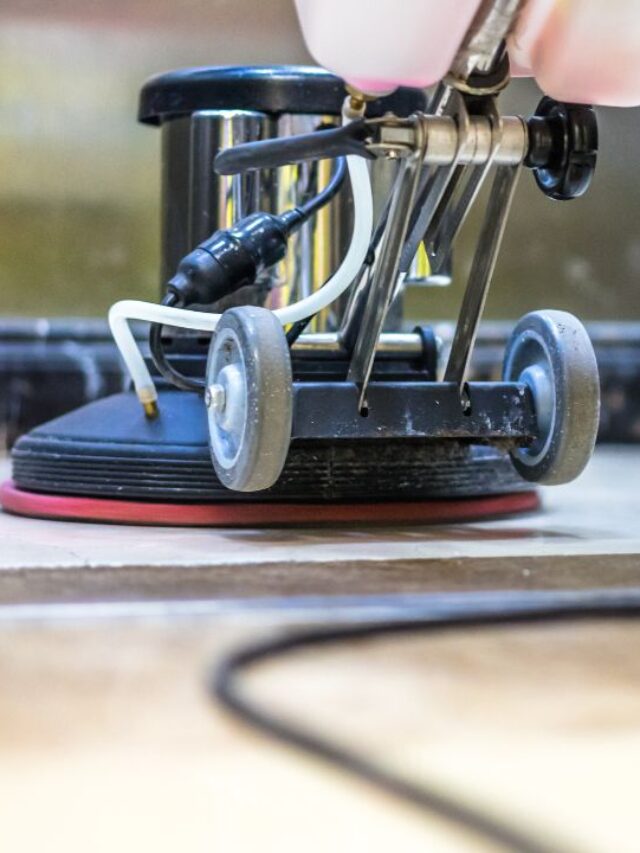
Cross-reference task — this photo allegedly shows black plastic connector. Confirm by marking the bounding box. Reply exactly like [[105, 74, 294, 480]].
[[166, 211, 300, 307], [166, 153, 346, 308]]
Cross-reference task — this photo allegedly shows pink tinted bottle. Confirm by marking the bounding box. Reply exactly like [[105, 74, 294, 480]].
[[294, 0, 483, 94]]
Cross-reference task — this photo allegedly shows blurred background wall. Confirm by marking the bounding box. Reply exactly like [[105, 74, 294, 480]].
[[0, 0, 639, 320]]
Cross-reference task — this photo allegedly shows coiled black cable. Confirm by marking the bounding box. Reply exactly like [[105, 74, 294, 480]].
[[210, 587, 640, 853]]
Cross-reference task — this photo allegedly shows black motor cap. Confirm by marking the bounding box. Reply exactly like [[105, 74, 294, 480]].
[[138, 65, 427, 125]]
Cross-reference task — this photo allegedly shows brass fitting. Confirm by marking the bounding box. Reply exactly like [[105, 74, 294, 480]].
[[345, 84, 369, 114], [344, 84, 380, 120], [143, 399, 159, 419]]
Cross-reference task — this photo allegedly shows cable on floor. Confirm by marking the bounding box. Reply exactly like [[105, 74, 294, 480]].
[[210, 586, 640, 853]]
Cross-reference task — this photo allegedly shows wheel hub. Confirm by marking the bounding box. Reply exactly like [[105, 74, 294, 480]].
[[207, 329, 248, 472]]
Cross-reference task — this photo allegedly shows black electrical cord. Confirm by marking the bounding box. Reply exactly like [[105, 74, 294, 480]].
[[210, 587, 640, 853], [298, 155, 347, 220], [148, 157, 348, 385], [281, 156, 348, 346], [149, 293, 206, 393]]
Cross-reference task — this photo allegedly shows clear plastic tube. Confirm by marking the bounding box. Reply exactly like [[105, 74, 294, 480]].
[[109, 152, 373, 408]]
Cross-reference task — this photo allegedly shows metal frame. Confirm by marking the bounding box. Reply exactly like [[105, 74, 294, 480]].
[[203, 2, 557, 480], [336, 89, 528, 414], [330, 4, 531, 417], [347, 126, 428, 409]]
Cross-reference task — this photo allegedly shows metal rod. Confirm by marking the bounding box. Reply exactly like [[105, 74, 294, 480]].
[[429, 166, 486, 272], [292, 332, 424, 359], [429, 103, 506, 272], [444, 161, 522, 389], [396, 95, 469, 274], [377, 115, 527, 167], [449, 0, 527, 79], [339, 161, 402, 350], [399, 163, 464, 273], [337, 262, 373, 351], [347, 146, 426, 409], [419, 164, 467, 264]]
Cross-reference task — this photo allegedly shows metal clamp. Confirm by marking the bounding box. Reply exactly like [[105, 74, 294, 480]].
[[444, 151, 523, 395], [372, 113, 528, 168]]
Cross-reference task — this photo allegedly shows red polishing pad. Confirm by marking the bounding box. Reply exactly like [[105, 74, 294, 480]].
[[0, 481, 540, 527]]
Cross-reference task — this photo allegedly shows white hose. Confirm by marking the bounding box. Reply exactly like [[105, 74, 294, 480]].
[[109, 153, 373, 408]]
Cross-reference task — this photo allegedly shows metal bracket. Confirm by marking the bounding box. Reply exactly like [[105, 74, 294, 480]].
[[444, 125, 523, 395], [427, 99, 504, 274], [399, 90, 470, 272], [347, 120, 428, 410]]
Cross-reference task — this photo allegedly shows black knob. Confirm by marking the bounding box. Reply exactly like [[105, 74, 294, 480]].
[[526, 97, 598, 201]]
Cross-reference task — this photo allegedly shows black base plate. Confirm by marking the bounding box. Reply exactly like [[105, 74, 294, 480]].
[[11, 391, 530, 503]]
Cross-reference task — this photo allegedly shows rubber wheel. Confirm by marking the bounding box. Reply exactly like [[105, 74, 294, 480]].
[[206, 307, 293, 492], [503, 310, 600, 485]]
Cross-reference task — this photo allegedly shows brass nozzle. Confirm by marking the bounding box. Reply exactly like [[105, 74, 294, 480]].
[[143, 400, 159, 419], [345, 85, 368, 114], [345, 84, 379, 117]]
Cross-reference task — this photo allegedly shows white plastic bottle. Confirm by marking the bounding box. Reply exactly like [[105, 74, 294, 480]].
[[294, 0, 483, 94]]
